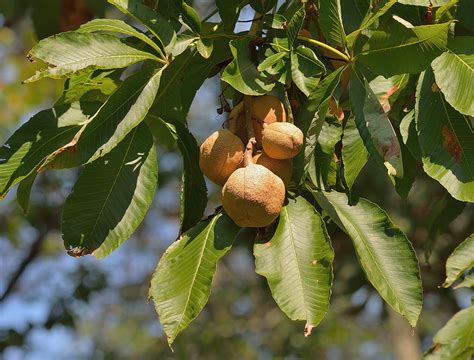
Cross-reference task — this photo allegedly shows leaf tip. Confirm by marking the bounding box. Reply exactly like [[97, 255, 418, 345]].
[[303, 323, 314, 337], [67, 246, 95, 257]]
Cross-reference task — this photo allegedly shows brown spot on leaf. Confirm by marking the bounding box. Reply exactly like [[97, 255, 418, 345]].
[[442, 125, 462, 162], [431, 83, 440, 92], [67, 246, 94, 257], [310, 260, 318, 265], [265, 241, 272, 247], [381, 137, 401, 162], [329, 98, 344, 122], [379, 85, 399, 113]]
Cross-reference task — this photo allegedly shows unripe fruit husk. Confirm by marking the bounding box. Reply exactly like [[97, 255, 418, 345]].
[[249, 95, 286, 145], [199, 129, 244, 186], [222, 163, 285, 228], [262, 122, 304, 159], [253, 152, 292, 187]]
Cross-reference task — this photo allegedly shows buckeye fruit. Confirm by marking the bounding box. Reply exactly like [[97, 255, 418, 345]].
[[253, 151, 292, 187], [248, 95, 286, 145], [261, 122, 303, 159], [222, 139, 285, 228], [199, 129, 244, 186]]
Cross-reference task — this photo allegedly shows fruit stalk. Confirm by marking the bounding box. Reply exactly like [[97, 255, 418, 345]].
[[243, 137, 256, 167], [243, 95, 256, 140]]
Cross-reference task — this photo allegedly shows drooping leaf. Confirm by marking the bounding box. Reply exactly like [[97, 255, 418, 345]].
[[442, 234, 474, 288], [148, 114, 207, 233], [424, 306, 474, 359], [45, 68, 163, 168], [254, 196, 334, 336], [292, 67, 344, 184], [286, 6, 305, 48], [415, 69, 474, 202], [150, 212, 240, 346], [319, 0, 347, 49], [356, 21, 450, 77], [78, 18, 164, 56], [222, 38, 275, 95], [350, 71, 404, 178], [314, 190, 423, 327], [342, 116, 369, 192], [290, 46, 326, 97], [0, 103, 94, 197], [431, 37, 474, 117], [25, 32, 160, 83], [62, 123, 157, 258], [109, 0, 176, 53]]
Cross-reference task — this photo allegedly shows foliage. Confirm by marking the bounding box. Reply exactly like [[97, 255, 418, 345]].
[[1, 0, 473, 354]]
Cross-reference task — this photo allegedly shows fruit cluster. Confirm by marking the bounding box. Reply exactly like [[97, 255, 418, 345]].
[[199, 95, 304, 228]]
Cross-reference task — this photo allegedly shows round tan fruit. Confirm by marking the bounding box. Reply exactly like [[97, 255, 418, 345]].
[[262, 122, 304, 159], [199, 129, 244, 186], [249, 95, 286, 145], [222, 163, 285, 227], [253, 152, 292, 186]]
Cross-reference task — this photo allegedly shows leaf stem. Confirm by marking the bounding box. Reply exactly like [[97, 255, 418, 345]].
[[297, 36, 350, 62]]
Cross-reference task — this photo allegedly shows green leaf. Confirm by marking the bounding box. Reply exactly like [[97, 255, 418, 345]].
[[0, 104, 93, 197], [263, 13, 287, 29], [424, 306, 474, 359], [153, 42, 231, 122], [346, 0, 396, 48], [25, 32, 160, 83], [287, 6, 305, 48], [150, 212, 240, 346], [254, 196, 334, 336], [455, 272, 474, 289], [16, 173, 36, 214], [293, 67, 344, 184], [46, 68, 163, 168], [149, 115, 207, 233], [62, 123, 157, 258], [249, 0, 277, 13], [196, 38, 214, 59], [442, 234, 474, 288], [222, 38, 275, 96], [319, 0, 347, 49], [78, 18, 164, 56], [457, 0, 474, 32], [432, 37, 474, 117], [356, 21, 450, 77], [171, 34, 197, 57], [314, 190, 423, 327], [290, 46, 326, 97], [369, 74, 410, 113], [31, 0, 60, 39], [415, 69, 474, 202], [342, 116, 369, 192], [350, 71, 404, 178], [216, 0, 241, 29], [181, 3, 201, 34], [56, 70, 121, 106], [340, 0, 370, 35], [399, 109, 422, 160], [258, 51, 287, 72], [109, 0, 176, 53]]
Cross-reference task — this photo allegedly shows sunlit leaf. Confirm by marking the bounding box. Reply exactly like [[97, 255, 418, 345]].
[[432, 37, 474, 117], [314, 190, 423, 327], [287, 6, 305, 48], [442, 234, 474, 288], [290, 46, 326, 97], [254, 196, 334, 336], [342, 116, 368, 192], [320, 0, 347, 48], [150, 212, 240, 346], [25, 32, 161, 82], [62, 123, 157, 258], [415, 69, 474, 202], [356, 21, 450, 76], [424, 306, 474, 359]]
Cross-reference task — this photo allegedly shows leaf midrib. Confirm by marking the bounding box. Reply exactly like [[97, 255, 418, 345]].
[[86, 126, 138, 244], [335, 201, 410, 320], [172, 215, 219, 340], [285, 207, 310, 322]]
